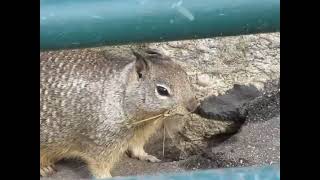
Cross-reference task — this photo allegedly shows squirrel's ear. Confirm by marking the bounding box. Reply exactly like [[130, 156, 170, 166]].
[[132, 50, 150, 79]]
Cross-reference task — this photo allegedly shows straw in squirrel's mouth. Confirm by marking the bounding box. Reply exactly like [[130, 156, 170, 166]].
[[130, 113, 165, 125], [130, 107, 191, 126]]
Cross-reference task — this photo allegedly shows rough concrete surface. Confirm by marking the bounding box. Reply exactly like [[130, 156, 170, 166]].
[[41, 32, 280, 179]]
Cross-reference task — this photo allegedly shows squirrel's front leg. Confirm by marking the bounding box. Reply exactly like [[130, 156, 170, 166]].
[[127, 142, 161, 162], [87, 160, 112, 179], [127, 121, 162, 163]]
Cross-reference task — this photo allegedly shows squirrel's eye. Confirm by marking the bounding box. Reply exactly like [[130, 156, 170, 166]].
[[156, 86, 170, 96]]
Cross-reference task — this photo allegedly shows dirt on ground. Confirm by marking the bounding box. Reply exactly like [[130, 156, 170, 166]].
[[41, 32, 280, 179]]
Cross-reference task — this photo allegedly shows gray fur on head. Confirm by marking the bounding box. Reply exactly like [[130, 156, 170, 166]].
[[124, 48, 196, 121]]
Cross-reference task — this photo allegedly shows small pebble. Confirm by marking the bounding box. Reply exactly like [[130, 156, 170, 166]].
[[197, 74, 211, 87]]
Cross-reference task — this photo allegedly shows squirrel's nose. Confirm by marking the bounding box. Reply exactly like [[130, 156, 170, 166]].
[[186, 97, 199, 113]]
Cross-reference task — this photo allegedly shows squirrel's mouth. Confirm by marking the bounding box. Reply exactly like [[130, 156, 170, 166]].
[[167, 105, 192, 116], [128, 106, 190, 127], [126, 104, 194, 129]]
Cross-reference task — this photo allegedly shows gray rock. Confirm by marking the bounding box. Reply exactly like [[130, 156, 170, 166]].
[[197, 84, 261, 123]]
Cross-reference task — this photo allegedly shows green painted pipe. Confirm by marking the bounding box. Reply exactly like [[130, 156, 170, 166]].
[[40, 0, 280, 51], [95, 165, 280, 180]]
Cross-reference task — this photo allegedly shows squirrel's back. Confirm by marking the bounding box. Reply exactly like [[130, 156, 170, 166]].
[[40, 49, 132, 145]]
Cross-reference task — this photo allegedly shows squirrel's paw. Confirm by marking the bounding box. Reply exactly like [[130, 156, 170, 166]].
[[40, 165, 56, 177], [127, 147, 161, 162], [144, 154, 161, 162], [137, 154, 161, 162]]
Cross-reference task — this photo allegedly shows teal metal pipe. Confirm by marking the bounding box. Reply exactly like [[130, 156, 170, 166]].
[[95, 165, 280, 180], [40, 0, 280, 51]]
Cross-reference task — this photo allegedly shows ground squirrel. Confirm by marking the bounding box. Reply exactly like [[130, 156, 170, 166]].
[[40, 48, 198, 178]]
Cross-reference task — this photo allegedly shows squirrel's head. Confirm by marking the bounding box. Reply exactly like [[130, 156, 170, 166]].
[[124, 48, 198, 120]]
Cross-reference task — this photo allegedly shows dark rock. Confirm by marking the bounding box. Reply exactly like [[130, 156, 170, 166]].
[[197, 84, 261, 123]]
